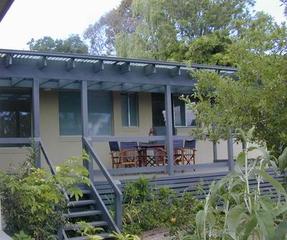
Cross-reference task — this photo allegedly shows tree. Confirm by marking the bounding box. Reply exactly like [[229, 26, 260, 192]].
[[84, 0, 255, 60], [189, 13, 287, 156], [27, 34, 89, 54], [84, 0, 136, 55]]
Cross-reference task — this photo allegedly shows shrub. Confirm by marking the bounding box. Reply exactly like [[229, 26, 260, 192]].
[[0, 151, 90, 240], [122, 177, 202, 235]]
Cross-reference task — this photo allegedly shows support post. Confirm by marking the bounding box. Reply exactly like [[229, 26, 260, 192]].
[[33, 78, 41, 168], [213, 141, 218, 162], [81, 80, 94, 180], [165, 85, 174, 175], [227, 130, 234, 171]]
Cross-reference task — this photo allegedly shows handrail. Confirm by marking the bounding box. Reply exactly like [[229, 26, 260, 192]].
[[83, 137, 123, 230], [39, 141, 69, 202]]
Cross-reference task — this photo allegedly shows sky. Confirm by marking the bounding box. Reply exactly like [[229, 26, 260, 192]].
[[0, 0, 285, 50]]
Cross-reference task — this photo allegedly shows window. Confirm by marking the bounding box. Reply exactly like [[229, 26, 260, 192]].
[[151, 93, 196, 129], [121, 93, 139, 127], [0, 90, 32, 137], [59, 91, 113, 136], [59, 92, 82, 135], [173, 96, 196, 127]]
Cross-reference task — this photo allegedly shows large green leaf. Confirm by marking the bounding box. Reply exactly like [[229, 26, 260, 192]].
[[227, 205, 246, 239], [278, 147, 287, 172], [255, 209, 275, 239], [242, 216, 257, 240], [258, 170, 287, 196], [275, 221, 287, 240], [195, 210, 205, 237], [236, 152, 246, 167]]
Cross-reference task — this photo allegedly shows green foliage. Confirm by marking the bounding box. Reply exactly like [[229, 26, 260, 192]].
[[76, 221, 104, 240], [187, 13, 287, 156], [85, 0, 255, 60], [27, 34, 88, 54], [13, 231, 34, 240], [0, 150, 90, 239], [185, 129, 287, 239], [122, 177, 202, 236]]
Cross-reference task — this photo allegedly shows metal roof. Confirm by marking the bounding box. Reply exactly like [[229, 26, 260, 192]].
[[0, 49, 237, 93]]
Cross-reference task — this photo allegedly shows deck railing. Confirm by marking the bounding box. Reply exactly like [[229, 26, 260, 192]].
[[83, 137, 123, 231]]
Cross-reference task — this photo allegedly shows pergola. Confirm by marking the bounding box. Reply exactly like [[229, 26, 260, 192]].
[[0, 49, 236, 177]]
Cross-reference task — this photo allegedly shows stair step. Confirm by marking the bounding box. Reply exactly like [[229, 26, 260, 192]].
[[64, 221, 108, 231], [68, 200, 96, 207], [64, 210, 102, 218], [67, 232, 113, 240]]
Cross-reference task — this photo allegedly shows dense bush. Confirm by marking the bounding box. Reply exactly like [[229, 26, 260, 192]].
[[122, 177, 202, 236], [0, 150, 90, 240]]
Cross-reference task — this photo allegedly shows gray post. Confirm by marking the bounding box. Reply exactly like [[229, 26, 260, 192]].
[[165, 85, 174, 175], [227, 130, 234, 171], [213, 141, 218, 162], [81, 80, 94, 180], [33, 78, 41, 168]]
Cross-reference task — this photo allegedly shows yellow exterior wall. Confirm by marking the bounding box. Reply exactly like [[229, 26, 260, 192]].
[[0, 90, 258, 171]]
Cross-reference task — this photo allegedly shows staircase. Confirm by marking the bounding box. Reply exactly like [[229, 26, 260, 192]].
[[61, 186, 115, 240], [39, 140, 122, 240]]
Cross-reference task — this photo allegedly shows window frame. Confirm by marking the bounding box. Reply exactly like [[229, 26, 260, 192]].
[[121, 93, 139, 128], [173, 95, 196, 128]]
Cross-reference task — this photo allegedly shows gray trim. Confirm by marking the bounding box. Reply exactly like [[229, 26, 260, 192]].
[[89, 136, 196, 143], [165, 85, 174, 175], [33, 78, 41, 168], [227, 133, 234, 170], [0, 137, 31, 144], [0, 49, 237, 72]]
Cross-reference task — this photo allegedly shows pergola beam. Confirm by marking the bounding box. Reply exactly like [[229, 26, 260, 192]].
[[144, 64, 156, 76], [93, 60, 104, 73], [3, 54, 12, 68], [115, 62, 131, 74], [169, 66, 181, 77], [38, 56, 48, 70], [66, 58, 75, 71]]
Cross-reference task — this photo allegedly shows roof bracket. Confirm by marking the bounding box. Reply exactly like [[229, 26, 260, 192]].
[[115, 61, 131, 74], [169, 66, 181, 77], [66, 58, 75, 71], [38, 56, 48, 70], [3, 54, 12, 68], [144, 64, 156, 76], [93, 60, 104, 73]]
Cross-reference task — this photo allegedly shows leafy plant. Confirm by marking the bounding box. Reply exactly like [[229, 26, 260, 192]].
[[187, 128, 287, 239], [122, 177, 202, 236], [13, 231, 34, 240], [76, 221, 104, 240], [0, 150, 90, 239]]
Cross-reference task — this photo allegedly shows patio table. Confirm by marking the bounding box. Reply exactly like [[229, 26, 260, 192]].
[[138, 143, 166, 167]]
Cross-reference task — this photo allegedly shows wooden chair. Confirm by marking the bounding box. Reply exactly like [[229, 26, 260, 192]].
[[109, 141, 121, 168], [119, 142, 138, 168], [173, 139, 184, 165], [182, 140, 196, 166]]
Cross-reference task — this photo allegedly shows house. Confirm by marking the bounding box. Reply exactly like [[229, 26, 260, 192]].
[[0, 48, 246, 177]]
